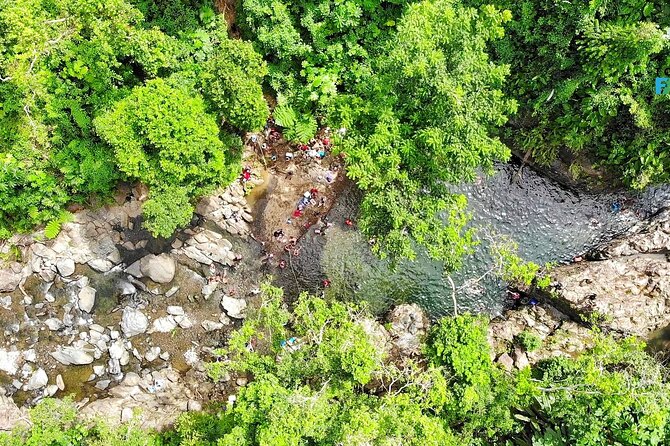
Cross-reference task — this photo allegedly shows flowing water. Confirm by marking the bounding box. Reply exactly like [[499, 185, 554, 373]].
[[276, 160, 670, 318]]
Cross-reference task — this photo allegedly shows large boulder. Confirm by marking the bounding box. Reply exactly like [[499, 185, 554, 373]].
[[120, 308, 149, 337], [139, 254, 175, 284], [386, 304, 430, 357]]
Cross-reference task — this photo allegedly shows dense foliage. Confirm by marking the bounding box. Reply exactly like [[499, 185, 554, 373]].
[[0, 0, 266, 238], [468, 0, 670, 189], [238, 0, 517, 266], [4, 286, 670, 445]]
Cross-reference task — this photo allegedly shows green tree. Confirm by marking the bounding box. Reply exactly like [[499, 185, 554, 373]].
[[94, 79, 232, 237]]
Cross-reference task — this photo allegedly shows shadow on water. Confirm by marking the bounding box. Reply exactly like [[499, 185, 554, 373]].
[[276, 160, 670, 318]]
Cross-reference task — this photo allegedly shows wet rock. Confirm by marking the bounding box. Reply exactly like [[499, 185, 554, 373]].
[[120, 308, 148, 337], [0, 350, 21, 375], [386, 304, 430, 357], [56, 258, 76, 277], [51, 346, 94, 365], [221, 295, 247, 319], [201, 320, 224, 332], [78, 286, 96, 313], [25, 368, 48, 391], [139, 254, 175, 284], [0, 269, 22, 293]]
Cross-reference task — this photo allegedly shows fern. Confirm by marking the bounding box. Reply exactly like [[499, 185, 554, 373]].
[[44, 220, 61, 239], [44, 211, 73, 240], [273, 104, 297, 128]]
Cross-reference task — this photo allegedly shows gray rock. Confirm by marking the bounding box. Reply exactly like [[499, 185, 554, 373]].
[[125, 261, 142, 278], [386, 303, 429, 356], [56, 259, 76, 277], [95, 380, 111, 390], [174, 314, 193, 329], [187, 400, 202, 411], [221, 295, 247, 319], [51, 347, 94, 365], [139, 254, 175, 284], [78, 286, 96, 313], [120, 308, 148, 337], [0, 350, 21, 376]]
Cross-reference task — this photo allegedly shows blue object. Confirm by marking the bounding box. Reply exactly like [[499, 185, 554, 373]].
[[611, 202, 621, 213], [529, 298, 539, 306]]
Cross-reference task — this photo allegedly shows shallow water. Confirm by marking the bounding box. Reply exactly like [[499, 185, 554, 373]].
[[277, 161, 670, 318]]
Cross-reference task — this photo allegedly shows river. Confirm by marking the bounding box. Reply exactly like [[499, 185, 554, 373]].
[[277, 160, 670, 318]]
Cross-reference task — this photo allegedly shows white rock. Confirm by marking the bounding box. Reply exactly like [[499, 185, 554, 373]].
[[0, 350, 21, 375], [56, 259, 76, 277], [78, 286, 96, 313], [120, 308, 148, 337], [93, 365, 105, 376], [46, 384, 59, 396], [109, 339, 125, 360], [165, 286, 180, 298], [151, 316, 177, 333], [187, 400, 202, 411], [0, 270, 21, 293], [44, 318, 64, 331], [25, 368, 48, 391], [221, 295, 247, 319], [166, 306, 184, 316], [51, 347, 94, 365], [23, 349, 36, 363], [139, 254, 175, 284], [202, 282, 218, 299], [201, 320, 224, 332], [144, 346, 161, 362], [56, 374, 65, 391]]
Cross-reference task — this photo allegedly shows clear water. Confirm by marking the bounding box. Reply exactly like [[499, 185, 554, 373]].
[[276, 161, 670, 318]]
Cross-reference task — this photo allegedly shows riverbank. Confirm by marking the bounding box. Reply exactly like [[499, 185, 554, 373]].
[[0, 130, 668, 431]]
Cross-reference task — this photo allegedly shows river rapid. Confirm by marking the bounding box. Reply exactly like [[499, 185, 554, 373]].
[[276, 160, 670, 318]]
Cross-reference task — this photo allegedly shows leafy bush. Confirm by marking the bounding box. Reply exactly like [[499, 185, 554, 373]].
[[515, 330, 542, 352]]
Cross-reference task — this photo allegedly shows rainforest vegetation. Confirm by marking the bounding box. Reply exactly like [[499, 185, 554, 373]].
[[2, 0, 670, 444], [4, 285, 670, 446]]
